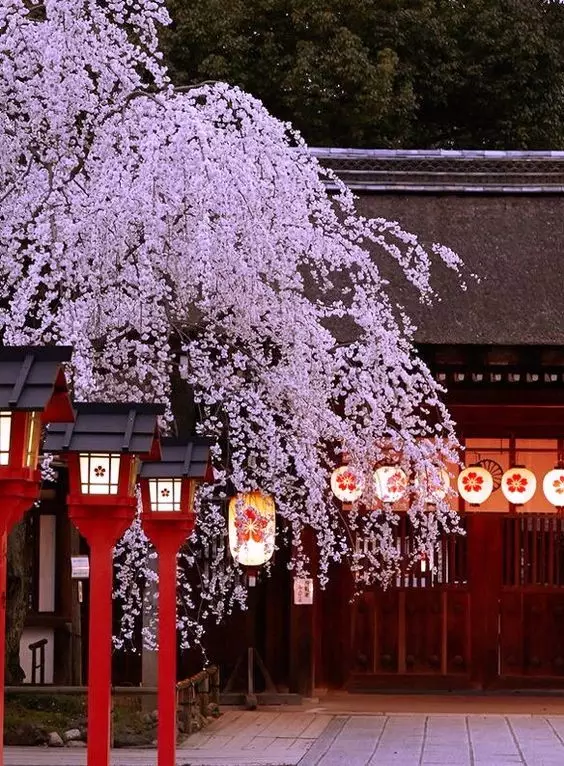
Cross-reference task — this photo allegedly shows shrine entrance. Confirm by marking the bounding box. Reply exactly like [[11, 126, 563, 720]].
[[345, 513, 564, 691]]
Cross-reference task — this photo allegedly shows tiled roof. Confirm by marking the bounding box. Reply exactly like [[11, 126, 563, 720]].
[[44, 402, 164, 455], [310, 148, 564, 193], [0, 346, 72, 415], [139, 438, 212, 479], [308, 152, 564, 345]]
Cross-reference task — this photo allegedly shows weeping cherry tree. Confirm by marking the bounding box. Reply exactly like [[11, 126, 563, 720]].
[[0, 0, 465, 653]]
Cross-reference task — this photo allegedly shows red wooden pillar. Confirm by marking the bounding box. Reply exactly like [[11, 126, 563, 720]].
[[156, 540, 179, 766], [467, 512, 503, 688], [0, 527, 6, 764], [0, 487, 40, 766], [85, 533, 114, 766], [142, 520, 192, 766], [69, 509, 135, 766]]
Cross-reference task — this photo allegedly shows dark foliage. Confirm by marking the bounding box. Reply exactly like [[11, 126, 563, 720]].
[[161, 0, 564, 149]]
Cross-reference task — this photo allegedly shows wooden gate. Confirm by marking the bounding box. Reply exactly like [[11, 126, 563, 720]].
[[346, 513, 564, 690], [349, 516, 471, 690], [499, 515, 564, 686]]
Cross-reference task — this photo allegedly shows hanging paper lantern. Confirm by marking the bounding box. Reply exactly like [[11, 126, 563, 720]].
[[228, 491, 276, 567], [330, 465, 364, 502], [457, 465, 493, 505], [417, 468, 450, 503], [543, 469, 564, 508], [374, 466, 407, 503], [501, 467, 536, 505]]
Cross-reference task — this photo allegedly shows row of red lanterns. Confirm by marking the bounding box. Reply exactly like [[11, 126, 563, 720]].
[[331, 463, 564, 508]]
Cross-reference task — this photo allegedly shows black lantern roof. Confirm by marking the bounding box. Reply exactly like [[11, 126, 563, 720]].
[[44, 402, 164, 458], [0, 346, 74, 421], [140, 438, 213, 482]]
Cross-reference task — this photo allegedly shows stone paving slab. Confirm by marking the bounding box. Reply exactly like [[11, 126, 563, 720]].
[[7, 709, 564, 766]]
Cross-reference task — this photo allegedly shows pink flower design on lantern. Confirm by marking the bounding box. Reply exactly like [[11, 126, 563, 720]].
[[94, 465, 106, 478], [387, 470, 406, 496], [552, 474, 564, 495], [235, 506, 269, 545], [336, 469, 358, 494], [462, 471, 483, 493], [506, 472, 528, 493]]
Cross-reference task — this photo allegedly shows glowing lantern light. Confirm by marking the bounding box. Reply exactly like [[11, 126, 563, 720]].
[[543, 469, 564, 508], [330, 465, 364, 502], [501, 467, 536, 505], [374, 466, 407, 503], [457, 465, 493, 505], [229, 491, 276, 569], [418, 468, 450, 503]]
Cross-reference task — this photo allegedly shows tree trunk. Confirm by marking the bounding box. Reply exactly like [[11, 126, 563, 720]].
[[6, 520, 31, 685]]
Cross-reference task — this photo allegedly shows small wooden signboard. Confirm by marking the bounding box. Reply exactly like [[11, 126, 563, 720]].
[[293, 577, 314, 605]]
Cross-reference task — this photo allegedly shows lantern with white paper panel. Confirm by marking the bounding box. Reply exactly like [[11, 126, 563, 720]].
[[229, 491, 276, 569], [374, 465, 407, 503], [543, 468, 564, 508], [79, 452, 122, 495], [44, 403, 163, 502], [330, 464, 364, 502], [0, 349, 72, 475], [0, 410, 41, 470], [501, 467, 536, 505], [0, 346, 73, 515], [139, 438, 213, 521], [0, 411, 11, 467], [457, 465, 493, 505]]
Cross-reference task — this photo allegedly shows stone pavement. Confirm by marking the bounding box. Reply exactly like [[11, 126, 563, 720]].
[[6, 696, 564, 765]]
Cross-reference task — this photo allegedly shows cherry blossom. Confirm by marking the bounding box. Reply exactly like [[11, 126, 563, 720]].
[[0, 0, 465, 646]]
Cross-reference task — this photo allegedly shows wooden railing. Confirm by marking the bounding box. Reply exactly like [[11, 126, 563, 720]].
[[176, 666, 220, 734]]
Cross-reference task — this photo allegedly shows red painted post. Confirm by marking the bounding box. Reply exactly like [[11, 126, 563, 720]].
[[0, 490, 39, 766], [68, 509, 136, 766], [0, 528, 6, 766], [142, 521, 192, 766], [156, 539, 179, 766], [85, 534, 114, 766]]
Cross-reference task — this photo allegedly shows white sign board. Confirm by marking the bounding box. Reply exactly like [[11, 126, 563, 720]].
[[293, 577, 314, 605], [71, 556, 90, 579]]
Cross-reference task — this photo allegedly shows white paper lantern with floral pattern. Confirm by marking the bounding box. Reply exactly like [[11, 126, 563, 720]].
[[543, 469, 564, 508], [330, 465, 364, 502], [228, 491, 276, 567], [374, 466, 407, 503], [457, 465, 493, 505], [501, 467, 536, 505]]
